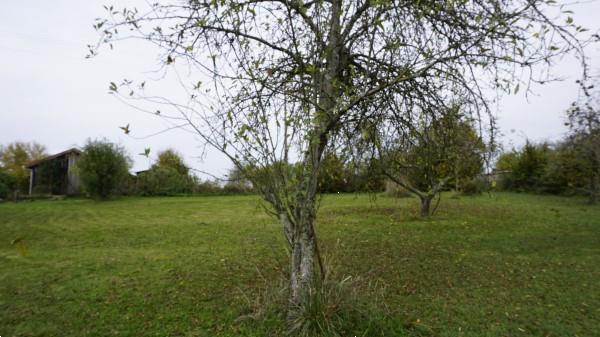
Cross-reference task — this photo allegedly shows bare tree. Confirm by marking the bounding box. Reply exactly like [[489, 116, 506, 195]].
[[91, 0, 592, 326]]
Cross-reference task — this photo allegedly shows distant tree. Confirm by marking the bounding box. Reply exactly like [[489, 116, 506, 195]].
[[0, 168, 17, 199], [318, 153, 348, 193], [349, 158, 386, 193], [317, 153, 385, 193], [542, 140, 588, 194], [0, 141, 46, 193], [496, 141, 550, 192], [154, 149, 189, 176], [138, 166, 193, 196], [495, 150, 520, 173], [567, 86, 600, 204], [494, 140, 592, 195], [223, 165, 254, 193], [194, 179, 222, 194], [512, 141, 550, 192], [375, 104, 485, 217], [137, 148, 196, 196], [78, 139, 131, 199]]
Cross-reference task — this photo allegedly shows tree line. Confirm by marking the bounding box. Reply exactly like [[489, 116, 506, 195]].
[[494, 121, 599, 204]]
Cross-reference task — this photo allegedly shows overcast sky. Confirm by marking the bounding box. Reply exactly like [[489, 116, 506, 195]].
[[1, 1, 599, 177]]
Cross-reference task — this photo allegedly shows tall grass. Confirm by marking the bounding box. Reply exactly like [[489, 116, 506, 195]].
[[237, 244, 417, 336]]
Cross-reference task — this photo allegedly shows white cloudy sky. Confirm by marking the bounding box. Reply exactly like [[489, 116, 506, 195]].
[[1, 1, 599, 177]]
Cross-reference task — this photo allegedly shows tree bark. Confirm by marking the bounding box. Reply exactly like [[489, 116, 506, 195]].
[[288, 212, 317, 313], [420, 195, 433, 217], [279, 212, 294, 246], [287, 139, 324, 318]]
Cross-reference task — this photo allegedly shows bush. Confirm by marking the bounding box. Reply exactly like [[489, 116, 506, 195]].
[[461, 176, 488, 195], [495, 140, 592, 195], [0, 169, 17, 199], [194, 179, 223, 194], [155, 149, 189, 176], [317, 154, 385, 194], [223, 165, 254, 193], [134, 149, 200, 196], [137, 166, 194, 196], [318, 154, 348, 193], [78, 139, 131, 199]]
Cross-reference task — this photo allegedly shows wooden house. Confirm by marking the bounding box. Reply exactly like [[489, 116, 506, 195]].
[[25, 148, 82, 195]]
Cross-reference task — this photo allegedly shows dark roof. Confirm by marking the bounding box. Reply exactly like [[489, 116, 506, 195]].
[[25, 148, 82, 168]]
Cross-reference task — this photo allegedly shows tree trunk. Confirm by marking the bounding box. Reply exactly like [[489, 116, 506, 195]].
[[279, 212, 294, 246], [288, 213, 317, 315], [420, 195, 433, 217], [285, 0, 340, 324]]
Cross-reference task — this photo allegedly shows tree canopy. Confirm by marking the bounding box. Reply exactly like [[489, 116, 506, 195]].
[[93, 0, 593, 327]]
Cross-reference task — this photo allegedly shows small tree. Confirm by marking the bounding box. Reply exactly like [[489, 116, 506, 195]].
[[512, 141, 551, 192], [542, 140, 588, 194], [375, 104, 485, 217], [0, 141, 46, 193], [154, 149, 189, 176], [138, 149, 195, 196], [78, 139, 131, 199]]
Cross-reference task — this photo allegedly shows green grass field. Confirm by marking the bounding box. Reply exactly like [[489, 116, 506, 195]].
[[1, 193, 599, 336]]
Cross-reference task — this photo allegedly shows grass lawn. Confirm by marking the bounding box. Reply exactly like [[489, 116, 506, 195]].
[[0, 193, 599, 336]]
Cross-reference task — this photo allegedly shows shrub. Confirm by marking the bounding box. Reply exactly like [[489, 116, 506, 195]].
[[461, 176, 488, 195], [0, 169, 17, 199], [137, 166, 194, 196], [223, 165, 254, 193], [495, 140, 592, 195], [77, 139, 131, 199], [194, 179, 222, 194], [134, 149, 198, 196], [155, 149, 189, 175], [318, 154, 348, 193]]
